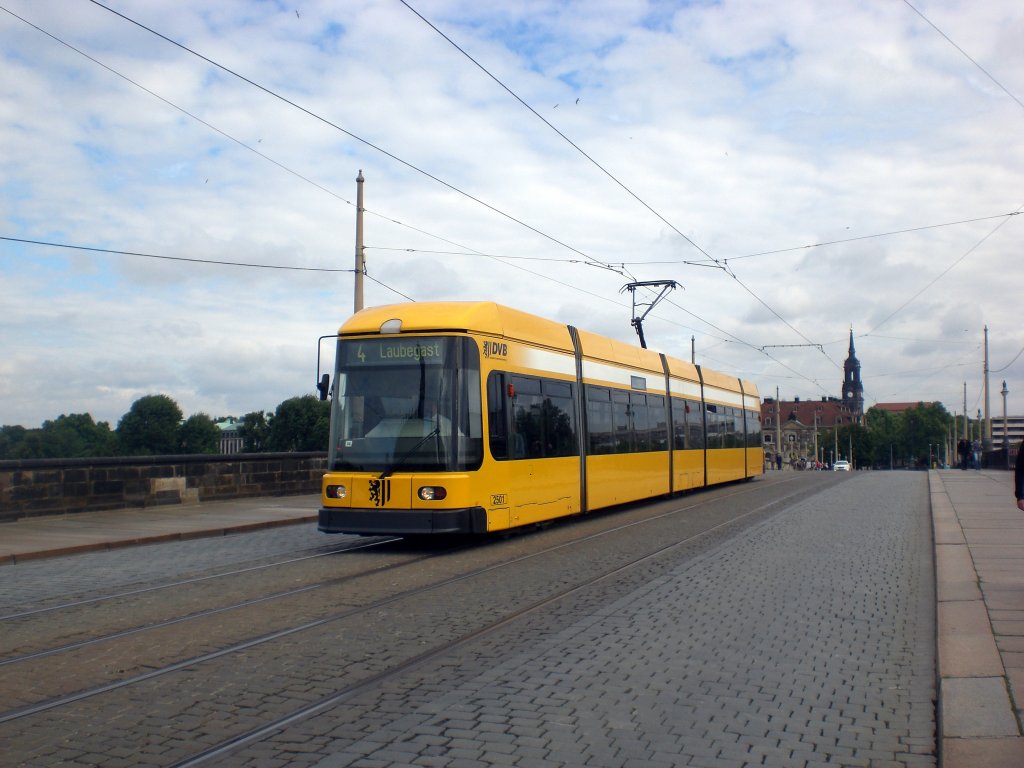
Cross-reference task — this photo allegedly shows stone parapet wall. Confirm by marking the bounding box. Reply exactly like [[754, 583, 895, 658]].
[[0, 453, 326, 521]]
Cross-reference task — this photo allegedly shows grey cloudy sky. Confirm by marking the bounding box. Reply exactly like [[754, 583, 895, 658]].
[[2, 0, 1022, 429]]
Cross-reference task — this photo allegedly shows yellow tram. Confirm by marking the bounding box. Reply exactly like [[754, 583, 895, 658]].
[[318, 302, 762, 535]]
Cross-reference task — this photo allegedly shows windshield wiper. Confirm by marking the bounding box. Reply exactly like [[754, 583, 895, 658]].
[[379, 427, 441, 479]]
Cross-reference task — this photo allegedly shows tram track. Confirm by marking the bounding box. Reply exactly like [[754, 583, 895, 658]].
[[0, 536, 449, 667], [0, 536, 399, 622], [176, 476, 818, 767], [0, 538, 484, 709], [0, 473, 837, 767]]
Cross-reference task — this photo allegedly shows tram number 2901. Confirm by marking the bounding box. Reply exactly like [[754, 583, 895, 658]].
[[490, 494, 507, 506]]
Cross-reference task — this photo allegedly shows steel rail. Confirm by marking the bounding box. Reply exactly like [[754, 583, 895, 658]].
[[173, 481, 813, 767], [0, 475, 814, 745], [0, 537, 397, 621]]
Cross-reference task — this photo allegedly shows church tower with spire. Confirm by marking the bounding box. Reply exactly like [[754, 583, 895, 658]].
[[842, 329, 864, 420]]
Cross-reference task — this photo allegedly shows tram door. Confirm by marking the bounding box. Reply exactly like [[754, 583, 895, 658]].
[[486, 372, 581, 529]]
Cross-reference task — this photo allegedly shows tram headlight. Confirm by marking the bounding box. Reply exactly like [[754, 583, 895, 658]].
[[417, 486, 447, 501], [326, 484, 347, 499]]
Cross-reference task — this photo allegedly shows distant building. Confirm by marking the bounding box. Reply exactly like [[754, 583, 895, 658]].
[[215, 418, 243, 454], [841, 330, 864, 416], [761, 331, 866, 465], [762, 396, 861, 465], [992, 415, 1024, 452]]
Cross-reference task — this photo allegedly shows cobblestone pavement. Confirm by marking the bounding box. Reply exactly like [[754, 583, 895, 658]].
[[308, 471, 935, 768], [0, 524, 343, 613]]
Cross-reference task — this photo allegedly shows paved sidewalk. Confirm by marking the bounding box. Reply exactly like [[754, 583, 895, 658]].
[[0, 494, 320, 565], [931, 469, 1024, 768]]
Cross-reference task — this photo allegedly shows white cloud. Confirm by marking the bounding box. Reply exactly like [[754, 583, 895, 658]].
[[1, 0, 1023, 428]]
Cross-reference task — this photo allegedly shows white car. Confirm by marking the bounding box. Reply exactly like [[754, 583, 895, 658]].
[[833, 460, 851, 471]]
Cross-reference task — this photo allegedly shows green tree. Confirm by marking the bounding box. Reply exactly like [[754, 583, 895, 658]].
[[267, 395, 330, 452], [42, 413, 118, 457], [865, 407, 902, 468], [0, 416, 117, 459], [0, 425, 29, 459], [178, 413, 221, 454], [117, 395, 183, 456], [818, 423, 872, 468], [902, 402, 952, 467], [239, 410, 270, 452], [863, 402, 953, 468]]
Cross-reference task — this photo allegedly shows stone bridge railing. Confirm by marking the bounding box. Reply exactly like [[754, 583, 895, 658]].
[[0, 453, 326, 522]]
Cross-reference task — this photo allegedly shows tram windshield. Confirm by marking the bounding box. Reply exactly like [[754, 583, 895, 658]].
[[327, 336, 483, 473]]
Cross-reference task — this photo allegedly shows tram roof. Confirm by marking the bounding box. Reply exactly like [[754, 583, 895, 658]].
[[339, 302, 575, 351], [338, 301, 759, 402]]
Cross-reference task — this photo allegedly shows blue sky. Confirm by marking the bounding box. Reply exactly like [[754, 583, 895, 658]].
[[1, 0, 1022, 429]]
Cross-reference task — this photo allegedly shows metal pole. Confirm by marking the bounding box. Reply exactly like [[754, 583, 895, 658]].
[[963, 382, 968, 451], [984, 325, 992, 449], [813, 411, 819, 466], [776, 387, 782, 469], [952, 412, 955, 467], [354, 170, 365, 313], [1002, 381, 1010, 470]]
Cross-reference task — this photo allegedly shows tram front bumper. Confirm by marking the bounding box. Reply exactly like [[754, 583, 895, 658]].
[[318, 506, 488, 535]]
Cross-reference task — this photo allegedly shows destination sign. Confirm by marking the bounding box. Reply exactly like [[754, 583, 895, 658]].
[[342, 338, 445, 367]]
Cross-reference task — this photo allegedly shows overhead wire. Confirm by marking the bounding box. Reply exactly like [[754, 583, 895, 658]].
[[14, 0, 999, 380], [3, 2, 732, 340], [27, 0, 962, 366], [1, 236, 353, 273], [0, 4, 355, 208], [397, 0, 714, 264], [0, 1, 634, 312], [719, 212, 1021, 265], [7, 1, 1009, 407], [903, 0, 1024, 114], [660, 295, 832, 396], [80, 0, 627, 279], [867, 205, 1022, 335], [0, 235, 415, 304], [991, 345, 1024, 373], [397, 0, 854, 372]]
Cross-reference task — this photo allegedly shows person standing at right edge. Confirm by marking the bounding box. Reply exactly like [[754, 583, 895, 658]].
[[1015, 438, 1024, 511]]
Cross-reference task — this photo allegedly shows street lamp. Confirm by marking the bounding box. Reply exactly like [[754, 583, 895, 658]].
[[1002, 381, 1010, 470]]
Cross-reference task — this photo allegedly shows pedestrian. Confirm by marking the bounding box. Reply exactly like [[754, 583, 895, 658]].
[[1015, 438, 1024, 512]]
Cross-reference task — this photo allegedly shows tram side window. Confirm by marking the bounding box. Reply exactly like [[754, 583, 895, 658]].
[[745, 408, 762, 448], [672, 397, 704, 450], [648, 394, 668, 450], [612, 389, 631, 452], [706, 404, 722, 449], [672, 397, 688, 450], [486, 372, 509, 460], [587, 386, 668, 454], [724, 406, 743, 448], [687, 399, 705, 449], [504, 375, 577, 460], [631, 392, 650, 452], [630, 392, 668, 452], [587, 386, 614, 455]]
